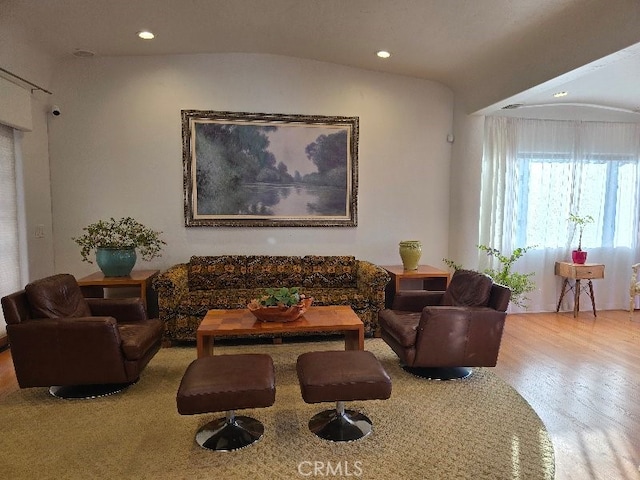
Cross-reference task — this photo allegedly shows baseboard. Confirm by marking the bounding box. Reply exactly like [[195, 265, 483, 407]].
[[0, 334, 8, 351]]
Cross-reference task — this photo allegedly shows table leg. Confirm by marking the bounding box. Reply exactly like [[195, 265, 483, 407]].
[[573, 279, 581, 317], [344, 328, 364, 350], [556, 278, 569, 312], [588, 280, 597, 317], [385, 275, 399, 308], [197, 335, 215, 358], [139, 283, 150, 314]]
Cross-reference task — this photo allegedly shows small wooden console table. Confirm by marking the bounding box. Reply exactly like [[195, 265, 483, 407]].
[[77, 269, 160, 317], [381, 264, 450, 308], [555, 262, 605, 318]]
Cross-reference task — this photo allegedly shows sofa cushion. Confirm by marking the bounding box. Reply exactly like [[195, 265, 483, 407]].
[[245, 255, 303, 289], [177, 290, 256, 315], [25, 274, 92, 319], [188, 256, 247, 290], [441, 269, 493, 307], [302, 256, 357, 288], [303, 288, 368, 310]]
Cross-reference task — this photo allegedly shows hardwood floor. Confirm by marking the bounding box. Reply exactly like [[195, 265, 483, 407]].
[[1, 311, 639, 479], [493, 310, 640, 480]]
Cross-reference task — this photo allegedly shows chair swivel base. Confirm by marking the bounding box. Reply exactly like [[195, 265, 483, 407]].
[[308, 401, 373, 442], [403, 366, 472, 380], [195, 412, 264, 451], [49, 381, 134, 399]]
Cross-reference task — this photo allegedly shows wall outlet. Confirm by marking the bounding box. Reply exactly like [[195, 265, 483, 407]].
[[35, 224, 45, 238]]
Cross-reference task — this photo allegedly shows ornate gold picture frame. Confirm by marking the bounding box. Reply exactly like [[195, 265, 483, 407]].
[[182, 110, 358, 227]]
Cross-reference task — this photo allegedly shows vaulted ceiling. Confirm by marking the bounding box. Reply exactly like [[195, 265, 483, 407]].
[[3, 0, 640, 116]]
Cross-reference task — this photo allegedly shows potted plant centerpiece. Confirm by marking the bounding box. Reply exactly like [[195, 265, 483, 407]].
[[73, 217, 166, 277], [568, 213, 594, 264], [247, 287, 313, 322]]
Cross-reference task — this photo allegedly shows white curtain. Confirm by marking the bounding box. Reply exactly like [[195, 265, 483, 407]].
[[480, 116, 640, 313], [0, 123, 20, 335]]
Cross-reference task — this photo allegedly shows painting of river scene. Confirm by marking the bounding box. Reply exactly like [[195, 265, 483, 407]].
[[182, 111, 358, 226]]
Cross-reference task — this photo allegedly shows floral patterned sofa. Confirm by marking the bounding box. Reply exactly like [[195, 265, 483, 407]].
[[153, 255, 390, 342]]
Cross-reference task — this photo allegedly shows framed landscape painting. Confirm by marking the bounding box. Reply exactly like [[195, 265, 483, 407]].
[[182, 110, 358, 227]]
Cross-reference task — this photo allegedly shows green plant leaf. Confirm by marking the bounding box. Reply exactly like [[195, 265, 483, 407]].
[[258, 287, 304, 307]]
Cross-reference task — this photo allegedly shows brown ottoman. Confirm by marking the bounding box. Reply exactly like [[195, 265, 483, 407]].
[[296, 350, 392, 442], [177, 354, 275, 451]]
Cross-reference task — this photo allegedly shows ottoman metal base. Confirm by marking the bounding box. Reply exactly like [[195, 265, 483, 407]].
[[403, 365, 472, 380], [49, 381, 134, 399], [196, 410, 264, 451], [308, 401, 372, 442]]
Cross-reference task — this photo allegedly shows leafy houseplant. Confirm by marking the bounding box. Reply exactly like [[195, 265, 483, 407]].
[[443, 244, 536, 309], [256, 287, 305, 307], [73, 217, 165, 275], [568, 213, 594, 264]]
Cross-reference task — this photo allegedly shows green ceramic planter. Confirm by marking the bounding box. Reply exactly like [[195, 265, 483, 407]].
[[96, 247, 137, 277]]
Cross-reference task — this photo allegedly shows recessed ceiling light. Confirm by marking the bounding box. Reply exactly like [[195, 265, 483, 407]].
[[72, 49, 95, 58], [376, 50, 391, 59], [137, 31, 155, 40], [553, 91, 568, 98]]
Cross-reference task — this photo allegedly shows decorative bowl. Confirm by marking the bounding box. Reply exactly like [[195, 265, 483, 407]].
[[247, 297, 314, 322]]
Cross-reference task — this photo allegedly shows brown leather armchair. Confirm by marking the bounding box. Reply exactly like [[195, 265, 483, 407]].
[[378, 269, 511, 380], [1, 274, 164, 398]]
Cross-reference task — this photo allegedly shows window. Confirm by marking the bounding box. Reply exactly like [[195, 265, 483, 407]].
[[0, 123, 20, 333], [480, 116, 640, 312], [517, 153, 638, 249]]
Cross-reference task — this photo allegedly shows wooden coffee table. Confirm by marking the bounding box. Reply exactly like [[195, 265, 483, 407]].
[[196, 305, 364, 358]]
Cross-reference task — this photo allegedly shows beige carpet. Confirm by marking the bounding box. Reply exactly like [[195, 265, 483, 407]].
[[1, 339, 554, 480]]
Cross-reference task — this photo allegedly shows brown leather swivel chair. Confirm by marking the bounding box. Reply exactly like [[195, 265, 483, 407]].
[[1, 273, 164, 398], [378, 269, 511, 380]]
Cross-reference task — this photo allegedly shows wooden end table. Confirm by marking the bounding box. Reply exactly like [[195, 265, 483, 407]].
[[381, 264, 450, 308], [555, 262, 605, 317], [77, 269, 160, 317], [196, 305, 364, 358]]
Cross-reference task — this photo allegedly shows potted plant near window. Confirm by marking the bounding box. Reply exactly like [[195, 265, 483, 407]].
[[73, 217, 166, 277], [568, 213, 594, 264]]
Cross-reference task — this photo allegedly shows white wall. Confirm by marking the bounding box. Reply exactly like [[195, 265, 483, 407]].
[[48, 53, 454, 275], [448, 101, 485, 269]]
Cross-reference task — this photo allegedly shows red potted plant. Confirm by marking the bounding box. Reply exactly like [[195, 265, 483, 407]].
[[568, 213, 594, 264]]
